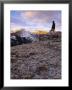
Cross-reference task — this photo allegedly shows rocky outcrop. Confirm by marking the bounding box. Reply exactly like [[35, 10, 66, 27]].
[[11, 35, 32, 46], [48, 31, 61, 39], [11, 30, 34, 46]]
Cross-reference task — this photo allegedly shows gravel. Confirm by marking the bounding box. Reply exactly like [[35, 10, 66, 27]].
[[11, 40, 61, 79]]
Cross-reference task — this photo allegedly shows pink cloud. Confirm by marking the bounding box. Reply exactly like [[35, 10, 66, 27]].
[[21, 11, 49, 23], [21, 11, 37, 19]]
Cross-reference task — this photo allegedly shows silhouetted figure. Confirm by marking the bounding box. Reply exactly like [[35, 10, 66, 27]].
[[51, 21, 55, 32]]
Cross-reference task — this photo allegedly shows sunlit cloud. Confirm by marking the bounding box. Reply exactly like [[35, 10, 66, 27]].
[[23, 11, 37, 18], [21, 11, 40, 19]]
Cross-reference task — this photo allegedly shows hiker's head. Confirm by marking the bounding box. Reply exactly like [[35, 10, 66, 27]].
[[53, 21, 55, 23]]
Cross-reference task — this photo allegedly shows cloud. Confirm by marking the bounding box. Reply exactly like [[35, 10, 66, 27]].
[[10, 23, 25, 32], [21, 11, 49, 25], [21, 11, 37, 19], [20, 11, 61, 24], [10, 22, 37, 32], [24, 11, 36, 18]]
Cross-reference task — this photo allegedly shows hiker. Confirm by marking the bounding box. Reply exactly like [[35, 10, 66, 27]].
[[51, 21, 55, 32]]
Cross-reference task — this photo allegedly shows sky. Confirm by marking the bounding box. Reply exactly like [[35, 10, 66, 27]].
[[10, 11, 61, 32]]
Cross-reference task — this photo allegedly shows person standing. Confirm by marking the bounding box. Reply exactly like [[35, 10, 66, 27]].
[[51, 21, 55, 32]]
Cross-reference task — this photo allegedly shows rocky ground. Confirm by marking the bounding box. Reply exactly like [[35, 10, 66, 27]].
[[11, 38, 61, 79]]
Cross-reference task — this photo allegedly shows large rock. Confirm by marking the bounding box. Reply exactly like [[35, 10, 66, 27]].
[[11, 35, 32, 46], [47, 31, 61, 39]]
